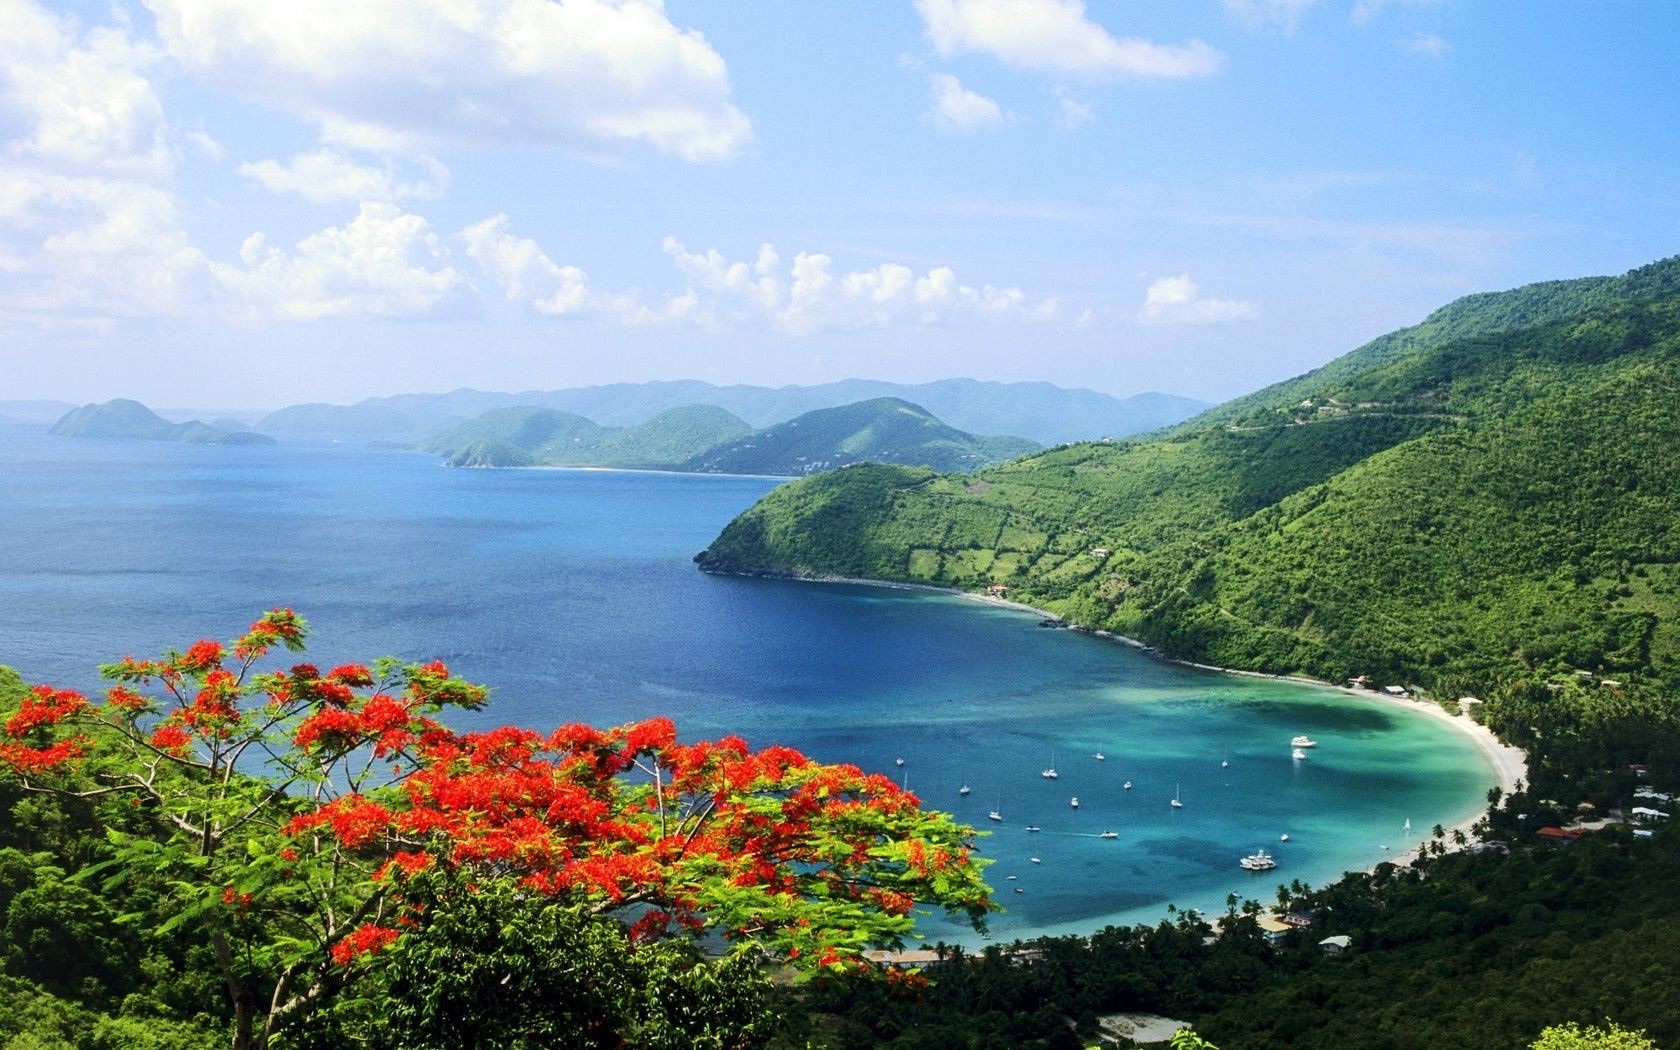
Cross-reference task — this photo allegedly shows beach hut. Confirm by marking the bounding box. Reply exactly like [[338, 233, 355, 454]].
[[1257, 917, 1292, 943]]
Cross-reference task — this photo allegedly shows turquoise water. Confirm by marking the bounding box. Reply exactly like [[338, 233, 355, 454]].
[[0, 426, 1495, 944]]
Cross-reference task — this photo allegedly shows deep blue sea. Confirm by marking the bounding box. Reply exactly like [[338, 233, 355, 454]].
[[0, 425, 1495, 944]]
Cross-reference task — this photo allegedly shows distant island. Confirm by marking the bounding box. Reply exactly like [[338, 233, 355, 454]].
[[259, 377, 1206, 446], [419, 397, 1039, 476], [50, 399, 276, 446]]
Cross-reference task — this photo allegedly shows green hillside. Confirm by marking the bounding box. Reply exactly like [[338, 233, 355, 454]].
[[697, 257, 1680, 704], [419, 403, 751, 470], [49, 399, 276, 446], [681, 397, 1040, 476], [589, 405, 755, 468], [419, 399, 1032, 475], [419, 406, 608, 461]]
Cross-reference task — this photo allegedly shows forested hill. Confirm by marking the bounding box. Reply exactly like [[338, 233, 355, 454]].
[[679, 398, 1039, 476], [697, 256, 1680, 701], [419, 404, 752, 469]]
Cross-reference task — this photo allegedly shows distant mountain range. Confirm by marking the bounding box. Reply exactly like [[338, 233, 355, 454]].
[[258, 379, 1205, 446], [49, 400, 276, 446], [419, 398, 1038, 476]]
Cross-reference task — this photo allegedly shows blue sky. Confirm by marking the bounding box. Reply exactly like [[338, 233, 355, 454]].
[[2, 0, 1676, 410]]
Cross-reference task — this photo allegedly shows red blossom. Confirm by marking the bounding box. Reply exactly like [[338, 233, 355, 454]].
[[326, 664, 374, 687], [329, 923, 400, 966], [103, 685, 148, 712], [293, 707, 361, 751], [0, 737, 87, 772], [5, 686, 89, 737], [182, 640, 224, 671], [150, 723, 191, 754]]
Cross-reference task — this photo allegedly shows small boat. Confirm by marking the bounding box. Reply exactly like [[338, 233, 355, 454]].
[[1014, 887, 1024, 893], [1070, 796, 1080, 809], [1171, 784, 1183, 809], [1280, 833, 1290, 842], [1291, 736, 1317, 748], [895, 757, 905, 767], [988, 810, 1003, 822], [1025, 825, 1041, 833], [1099, 830, 1119, 840], [1123, 780, 1133, 790], [959, 785, 971, 796], [1221, 760, 1229, 768], [1030, 857, 1041, 865], [1240, 849, 1278, 871], [1041, 768, 1059, 780], [1404, 818, 1412, 833], [1292, 748, 1308, 760], [1005, 875, 1018, 881], [1094, 751, 1106, 761]]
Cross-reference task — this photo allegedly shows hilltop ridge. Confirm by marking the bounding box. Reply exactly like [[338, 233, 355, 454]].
[[698, 256, 1680, 700]]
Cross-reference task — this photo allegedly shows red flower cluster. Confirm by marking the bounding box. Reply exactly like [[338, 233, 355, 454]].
[[0, 613, 994, 983], [329, 923, 400, 966], [181, 640, 224, 672], [5, 686, 89, 737]]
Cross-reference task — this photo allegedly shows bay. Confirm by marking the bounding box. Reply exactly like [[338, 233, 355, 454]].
[[0, 426, 1495, 944]]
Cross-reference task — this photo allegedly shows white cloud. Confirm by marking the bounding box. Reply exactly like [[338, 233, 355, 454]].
[[1137, 273, 1256, 325], [0, 1, 203, 327], [0, 171, 209, 320], [1051, 85, 1094, 129], [146, 0, 753, 162], [1224, 0, 1318, 35], [928, 73, 1003, 131], [213, 202, 467, 321], [1351, 0, 1442, 24], [914, 0, 1222, 79], [1401, 33, 1449, 57], [184, 129, 225, 161], [461, 213, 593, 315], [239, 149, 450, 203], [0, 0, 172, 178], [463, 223, 1065, 333]]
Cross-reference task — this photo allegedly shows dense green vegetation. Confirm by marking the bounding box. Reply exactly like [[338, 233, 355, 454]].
[[699, 257, 1680, 708], [258, 380, 1206, 445], [766, 818, 1680, 1049], [419, 398, 1039, 476], [420, 403, 753, 469], [681, 398, 1038, 476], [50, 399, 275, 446], [0, 668, 228, 1048]]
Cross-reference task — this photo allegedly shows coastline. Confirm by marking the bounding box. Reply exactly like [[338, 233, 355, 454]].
[[719, 568, 1528, 856]]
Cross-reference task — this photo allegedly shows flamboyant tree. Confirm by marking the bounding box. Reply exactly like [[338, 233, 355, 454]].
[[0, 611, 992, 1050]]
